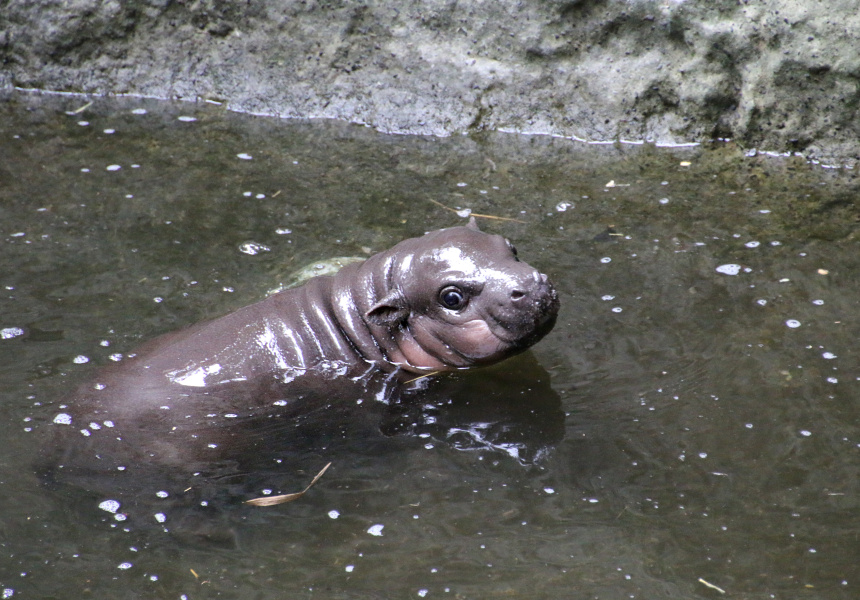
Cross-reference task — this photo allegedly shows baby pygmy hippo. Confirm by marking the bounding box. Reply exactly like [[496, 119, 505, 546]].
[[42, 219, 559, 476]]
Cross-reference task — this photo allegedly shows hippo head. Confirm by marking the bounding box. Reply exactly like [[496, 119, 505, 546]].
[[365, 220, 559, 372]]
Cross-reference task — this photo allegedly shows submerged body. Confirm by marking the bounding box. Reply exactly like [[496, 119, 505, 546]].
[[41, 221, 559, 478]]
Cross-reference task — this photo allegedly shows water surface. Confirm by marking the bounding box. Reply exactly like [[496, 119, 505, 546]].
[[1, 91, 859, 599]]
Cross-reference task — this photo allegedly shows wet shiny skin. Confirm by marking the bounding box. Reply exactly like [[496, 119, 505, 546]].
[[133, 219, 559, 395], [40, 221, 559, 474]]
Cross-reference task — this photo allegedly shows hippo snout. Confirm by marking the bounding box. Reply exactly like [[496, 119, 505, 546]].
[[499, 270, 559, 345], [510, 270, 557, 308]]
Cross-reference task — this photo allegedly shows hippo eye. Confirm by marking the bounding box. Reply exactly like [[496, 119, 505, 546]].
[[439, 286, 468, 310]]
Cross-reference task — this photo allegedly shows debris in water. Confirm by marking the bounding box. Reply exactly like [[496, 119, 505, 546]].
[[697, 578, 725, 594], [245, 462, 332, 506]]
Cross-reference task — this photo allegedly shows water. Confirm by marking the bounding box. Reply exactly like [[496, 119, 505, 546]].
[[2, 90, 859, 598]]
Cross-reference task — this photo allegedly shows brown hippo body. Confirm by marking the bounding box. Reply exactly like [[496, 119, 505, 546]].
[[40, 221, 559, 497]]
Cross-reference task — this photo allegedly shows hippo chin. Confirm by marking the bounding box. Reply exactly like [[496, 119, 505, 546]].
[[40, 219, 559, 480]]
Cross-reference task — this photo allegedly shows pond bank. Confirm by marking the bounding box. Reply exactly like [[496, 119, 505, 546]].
[[2, 0, 859, 168]]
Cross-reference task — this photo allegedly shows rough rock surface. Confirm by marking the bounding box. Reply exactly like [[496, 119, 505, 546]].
[[1, 0, 858, 166]]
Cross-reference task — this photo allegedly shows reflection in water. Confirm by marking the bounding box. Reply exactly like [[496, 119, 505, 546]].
[[37, 353, 563, 546], [381, 354, 563, 465]]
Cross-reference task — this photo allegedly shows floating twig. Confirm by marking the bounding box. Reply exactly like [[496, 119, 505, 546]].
[[427, 198, 525, 223], [403, 371, 441, 384], [245, 462, 332, 507], [697, 578, 726, 594], [72, 101, 93, 114]]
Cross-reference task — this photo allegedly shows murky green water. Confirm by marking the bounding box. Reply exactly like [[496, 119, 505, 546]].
[[2, 90, 859, 599]]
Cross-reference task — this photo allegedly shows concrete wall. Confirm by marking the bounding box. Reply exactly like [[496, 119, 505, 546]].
[[2, 0, 858, 167]]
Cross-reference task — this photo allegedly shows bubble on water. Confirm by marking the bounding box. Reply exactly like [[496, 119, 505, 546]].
[[812, 299, 824, 305], [99, 499, 121, 513], [106, 164, 121, 171], [328, 510, 340, 519], [2, 588, 13, 598], [827, 377, 838, 384], [745, 241, 761, 248], [238, 241, 270, 255], [103, 128, 115, 134], [236, 153, 253, 160], [418, 590, 429, 597], [611, 307, 623, 313], [275, 228, 292, 235], [600, 257, 612, 264], [658, 197, 669, 204], [799, 430, 812, 437], [785, 319, 801, 328], [53, 413, 72, 425], [822, 352, 837, 359], [345, 565, 355, 573], [117, 562, 133, 570], [73, 355, 89, 364], [456, 182, 467, 187], [555, 201, 574, 212], [131, 108, 147, 115], [177, 116, 197, 122], [601, 295, 615, 301], [543, 487, 555, 494], [109, 353, 123, 361], [367, 524, 385, 536], [156, 491, 169, 499], [77, 121, 89, 126], [154, 513, 166, 523], [1, 327, 24, 340], [715, 264, 742, 276], [756, 299, 767, 306]]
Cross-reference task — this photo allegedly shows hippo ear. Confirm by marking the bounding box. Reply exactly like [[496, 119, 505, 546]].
[[366, 291, 409, 327], [466, 216, 481, 231]]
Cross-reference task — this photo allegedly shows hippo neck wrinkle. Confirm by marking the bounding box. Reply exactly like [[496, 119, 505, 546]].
[[323, 260, 396, 369]]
